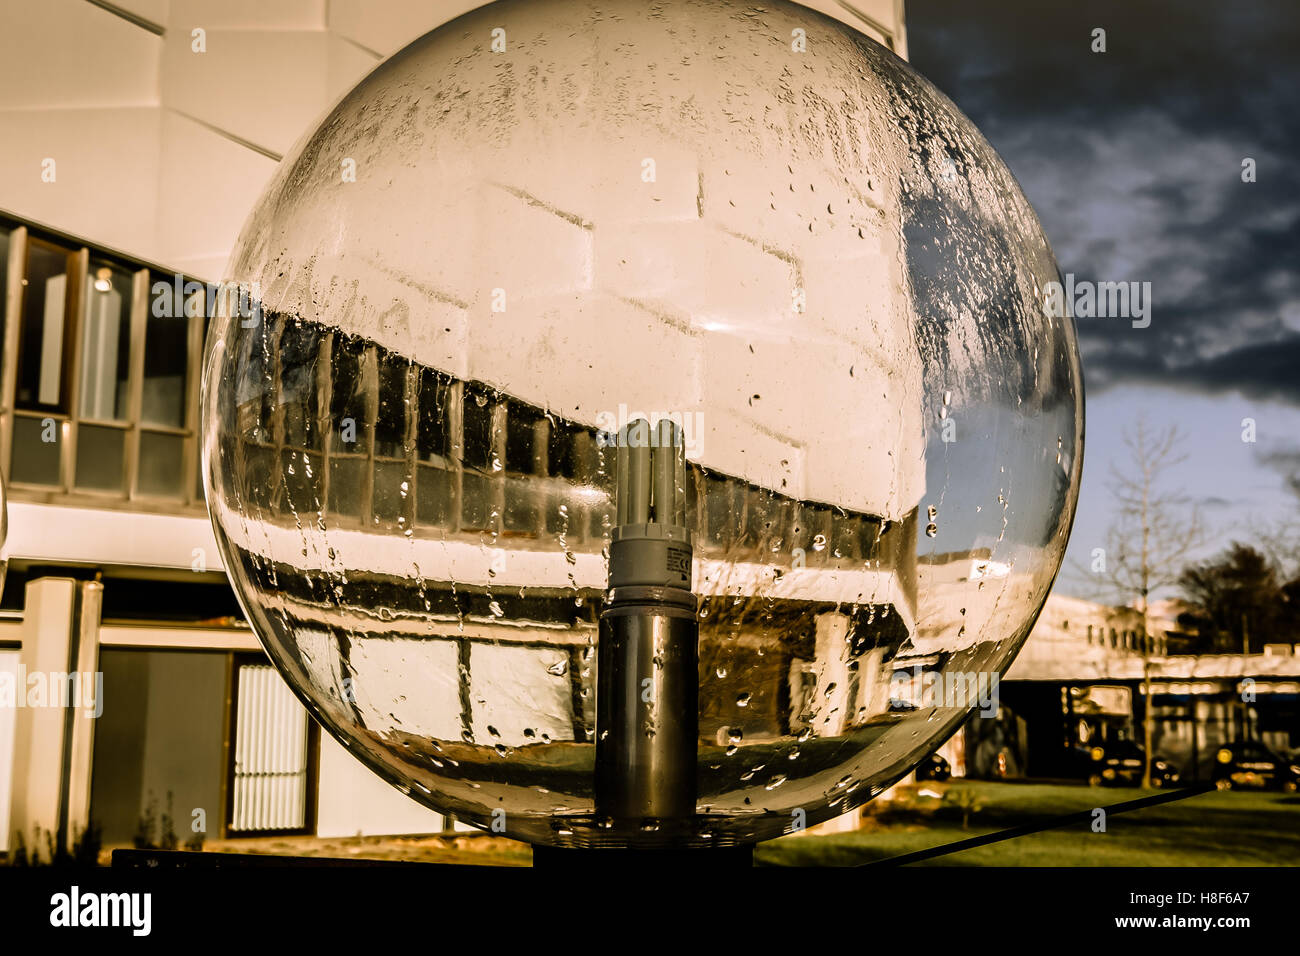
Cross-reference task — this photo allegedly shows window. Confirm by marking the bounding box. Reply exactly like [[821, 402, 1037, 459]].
[[503, 398, 547, 535], [329, 335, 369, 451], [10, 415, 61, 485], [415, 367, 454, 528], [15, 238, 78, 412], [461, 385, 493, 470], [547, 421, 585, 480], [829, 509, 860, 561], [131, 276, 200, 500], [78, 260, 133, 422], [279, 321, 324, 451], [75, 423, 127, 492], [371, 350, 412, 529], [11, 236, 79, 487], [373, 351, 408, 459], [72, 258, 137, 495], [141, 276, 193, 428], [416, 367, 451, 463], [138, 430, 187, 498], [545, 423, 604, 539], [2, 220, 208, 506], [460, 385, 498, 532], [703, 474, 736, 550]]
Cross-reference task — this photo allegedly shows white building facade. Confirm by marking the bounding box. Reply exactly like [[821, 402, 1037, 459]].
[[0, 0, 910, 854]]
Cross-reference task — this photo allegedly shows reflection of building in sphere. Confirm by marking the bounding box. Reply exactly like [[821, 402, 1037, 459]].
[[204, 0, 1081, 847], [212, 304, 922, 835]]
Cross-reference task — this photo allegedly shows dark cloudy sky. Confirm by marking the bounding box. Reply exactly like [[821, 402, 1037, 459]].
[[906, 0, 1300, 595]]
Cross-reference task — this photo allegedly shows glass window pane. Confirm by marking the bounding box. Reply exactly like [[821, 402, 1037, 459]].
[[746, 492, 788, 554], [79, 260, 134, 421], [504, 475, 540, 533], [329, 336, 369, 451], [831, 510, 860, 561], [589, 500, 610, 540], [505, 400, 543, 475], [280, 320, 324, 450], [328, 457, 364, 519], [374, 350, 408, 458], [548, 422, 596, 481], [16, 238, 75, 411], [230, 322, 274, 444], [416, 463, 452, 527], [280, 448, 323, 515], [461, 385, 494, 469], [241, 443, 278, 512], [372, 460, 409, 526], [11, 415, 62, 485], [857, 515, 884, 560], [461, 470, 495, 531], [137, 430, 186, 498], [704, 475, 734, 549], [74, 424, 126, 492], [544, 481, 579, 537], [416, 368, 450, 463], [142, 274, 193, 428]]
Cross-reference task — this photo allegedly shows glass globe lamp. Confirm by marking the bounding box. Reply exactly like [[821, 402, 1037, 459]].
[[202, 0, 1083, 850]]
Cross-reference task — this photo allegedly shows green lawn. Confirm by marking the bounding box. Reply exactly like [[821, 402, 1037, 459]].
[[755, 781, 1300, 867]]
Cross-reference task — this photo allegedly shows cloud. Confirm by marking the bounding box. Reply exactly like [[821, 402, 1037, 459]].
[[1257, 443, 1300, 500], [907, 0, 1300, 402]]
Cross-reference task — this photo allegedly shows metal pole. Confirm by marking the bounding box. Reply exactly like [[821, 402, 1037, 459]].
[[594, 418, 698, 827]]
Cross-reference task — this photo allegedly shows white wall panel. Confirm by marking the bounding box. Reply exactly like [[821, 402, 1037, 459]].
[[328, 0, 457, 57], [0, 107, 161, 256], [155, 110, 278, 275], [327, 33, 382, 104], [6, 502, 224, 572], [0, 0, 161, 110], [160, 27, 330, 157], [169, 0, 326, 32], [107, 0, 170, 28]]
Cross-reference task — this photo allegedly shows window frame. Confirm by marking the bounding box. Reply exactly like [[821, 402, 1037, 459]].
[[0, 214, 207, 514]]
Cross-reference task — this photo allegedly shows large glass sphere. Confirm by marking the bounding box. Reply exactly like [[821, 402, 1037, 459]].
[[203, 0, 1082, 848]]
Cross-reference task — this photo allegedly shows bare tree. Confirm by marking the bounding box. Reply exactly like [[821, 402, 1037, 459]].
[[1094, 418, 1202, 787], [1253, 513, 1300, 583]]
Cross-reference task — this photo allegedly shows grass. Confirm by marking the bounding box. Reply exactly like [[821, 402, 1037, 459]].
[[58, 781, 1296, 868], [755, 781, 1300, 866]]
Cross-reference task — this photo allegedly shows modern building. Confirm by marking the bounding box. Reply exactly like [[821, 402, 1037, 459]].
[[971, 592, 1300, 782], [0, 0, 912, 855]]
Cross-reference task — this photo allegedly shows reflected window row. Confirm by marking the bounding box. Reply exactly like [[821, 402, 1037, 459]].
[[229, 315, 893, 567]]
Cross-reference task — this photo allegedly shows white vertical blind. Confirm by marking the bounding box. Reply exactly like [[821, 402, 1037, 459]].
[[230, 664, 310, 832]]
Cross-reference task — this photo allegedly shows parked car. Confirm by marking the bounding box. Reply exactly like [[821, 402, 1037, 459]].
[[1075, 739, 1180, 787], [1212, 741, 1300, 792], [915, 752, 951, 782]]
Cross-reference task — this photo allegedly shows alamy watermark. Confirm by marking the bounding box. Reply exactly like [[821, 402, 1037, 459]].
[[594, 404, 705, 460], [1043, 273, 1151, 329], [50, 887, 150, 936], [151, 274, 262, 327], [889, 667, 1000, 718], [0, 665, 103, 718]]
